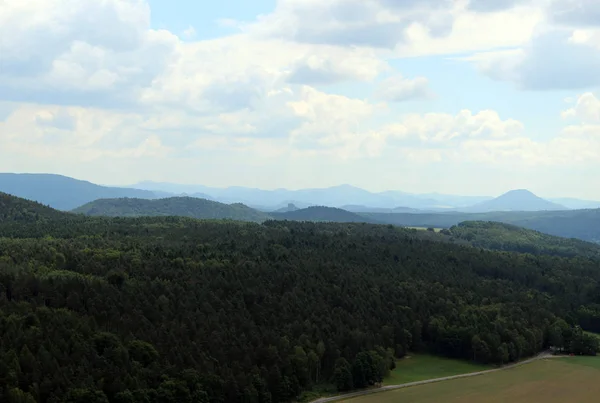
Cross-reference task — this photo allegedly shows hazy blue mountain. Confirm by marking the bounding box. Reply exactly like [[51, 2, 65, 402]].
[[342, 205, 423, 213], [0, 173, 160, 211], [131, 181, 212, 195], [463, 189, 567, 212], [274, 203, 300, 213], [361, 209, 600, 243], [133, 182, 487, 210], [416, 192, 493, 208], [550, 197, 600, 210], [271, 206, 382, 223]]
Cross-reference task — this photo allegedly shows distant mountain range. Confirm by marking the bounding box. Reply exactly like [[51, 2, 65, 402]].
[[132, 181, 599, 212], [2, 173, 600, 214], [0, 173, 159, 211], [463, 189, 567, 212], [1, 179, 599, 243], [132, 181, 494, 210]]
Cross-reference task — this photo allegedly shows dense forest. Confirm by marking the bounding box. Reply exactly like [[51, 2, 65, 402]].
[[445, 222, 600, 259], [1, 193, 599, 403]]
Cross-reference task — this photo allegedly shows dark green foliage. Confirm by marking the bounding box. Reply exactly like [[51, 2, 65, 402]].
[[333, 359, 353, 391], [72, 197, 270, 223], [0, 192, 66, 223], [448, 221, 600, 259], [0, 193, 600, 402]]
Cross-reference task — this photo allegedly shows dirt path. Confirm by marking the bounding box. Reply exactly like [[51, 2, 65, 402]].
[[310, 351, 558, 403]]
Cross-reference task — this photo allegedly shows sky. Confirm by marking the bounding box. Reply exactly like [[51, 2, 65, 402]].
[[0, 0, 599, 199]]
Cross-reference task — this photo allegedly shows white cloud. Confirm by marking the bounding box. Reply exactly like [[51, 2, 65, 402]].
[[182, 26, 197, 39], [0, 0, 178, 106], [249, 0, 542, 57], [1, 0, 599, 197], [248, 0, 456, 49], [468, 27, 600, 90], [461, 0, 600, 90], [286, 50, 388, 85], [561, 92, 600, 122], [549, 0, 600, 27], [466, 0, 530, 12], [374, 75, 432, 102]]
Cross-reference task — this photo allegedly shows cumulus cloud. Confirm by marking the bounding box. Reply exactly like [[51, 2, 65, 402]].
[[374, 75, 432, 102], [466, 0, 527, 12], [0, 0, 178, 106], [466, 27, 600, 90], [249, 0, 456, 49], [1, 0, 599, 195], [562, 93, 600, 122], [286, 50, 388, 85], [461, 0, 600, 90], [549, 0, 600, 27]]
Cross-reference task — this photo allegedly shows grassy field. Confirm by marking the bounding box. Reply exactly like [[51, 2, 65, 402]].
[[341, 356, 600, 403], [385, 355, 491, 385]]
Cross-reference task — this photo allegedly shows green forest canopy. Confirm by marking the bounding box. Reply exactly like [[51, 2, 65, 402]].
[[0, 193, 599, 402]]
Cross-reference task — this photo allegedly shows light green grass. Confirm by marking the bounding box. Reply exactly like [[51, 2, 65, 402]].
[[384, 354, 491, 386], [343, 357, 600, 403]]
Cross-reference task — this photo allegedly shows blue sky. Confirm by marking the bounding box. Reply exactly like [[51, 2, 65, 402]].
[[0, 0, 599, 198]]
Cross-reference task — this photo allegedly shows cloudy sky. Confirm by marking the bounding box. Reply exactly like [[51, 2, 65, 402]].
[[1, 0, 599, 198]]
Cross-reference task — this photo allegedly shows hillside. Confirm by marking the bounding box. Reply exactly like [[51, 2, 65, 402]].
[[0, 192, 68, 223], [446, 221, 600, 259], [271, 206, 381, 223], [0, 173, 160, 210], [72, 196, 271, 222], [363, 209, 600, 243], [466, 189, 566, 212], [1, 214, 599, 402]]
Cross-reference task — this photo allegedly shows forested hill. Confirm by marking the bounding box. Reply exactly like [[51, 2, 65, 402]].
[[271, 206, 381, 223], [72, 197, 271, 223], [0, 192, 67, 223], [362, 209, 600, 244], [1, 197, 600, 402], [446, 221, 600, 259]]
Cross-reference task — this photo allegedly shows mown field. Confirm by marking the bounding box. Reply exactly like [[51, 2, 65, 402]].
[[341, 357, 600, 403], [384, 355, 491, 385]]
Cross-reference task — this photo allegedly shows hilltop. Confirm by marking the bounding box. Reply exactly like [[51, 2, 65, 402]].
[[466, 189, 566, 212], [0, 173, 160, 210], [362, 209, 600, 243], [446, 221, 600, 259], [0, 192, 68, 223], [72, 197, 271, 222]]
